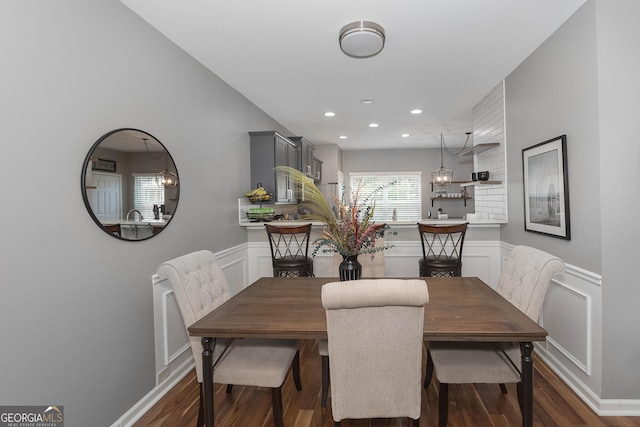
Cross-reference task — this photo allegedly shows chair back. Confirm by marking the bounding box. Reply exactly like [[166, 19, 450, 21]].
[[496, 245, 565, 322], [322, 279, 429, 422], [158, 250, 232, 382], [265, 223, 312, 262], [418, 222, 468, 277]]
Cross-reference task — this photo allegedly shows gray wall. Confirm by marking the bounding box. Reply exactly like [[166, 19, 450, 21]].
[[502, 0, 640, 398], [594, 0, 640, 399], [342, 148, 475, 219], [0, 1, 288, 426]]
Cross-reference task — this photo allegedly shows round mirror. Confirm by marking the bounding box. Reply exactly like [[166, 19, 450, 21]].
[[81, 128, 180, 241]]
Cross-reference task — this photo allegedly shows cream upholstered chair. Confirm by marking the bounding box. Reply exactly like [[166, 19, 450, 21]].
[[322, 279, 429, 426], [158, 250, 301, 427], [320, 239, 386, 406], [425, 245, 565, 427]]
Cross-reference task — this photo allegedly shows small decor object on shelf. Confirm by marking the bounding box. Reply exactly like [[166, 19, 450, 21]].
[[276, 166, 393, 281], [477, 171, 490, 181]]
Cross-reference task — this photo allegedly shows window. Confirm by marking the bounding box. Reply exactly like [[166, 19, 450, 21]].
[[349, 172, 422, 222], [133, 174, 164, 219]]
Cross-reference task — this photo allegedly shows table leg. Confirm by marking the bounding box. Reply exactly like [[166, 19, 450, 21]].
[[202, 337, 215, 427], [520, 342, 534, 427]]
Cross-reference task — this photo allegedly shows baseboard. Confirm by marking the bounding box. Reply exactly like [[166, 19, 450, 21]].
[[536, 348, 640, 416], [110, 357, 195, 427]]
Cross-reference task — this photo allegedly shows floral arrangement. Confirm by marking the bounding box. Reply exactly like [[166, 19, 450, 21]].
[[276, 166, 392, 258]]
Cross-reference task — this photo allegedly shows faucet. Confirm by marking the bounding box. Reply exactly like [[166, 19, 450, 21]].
[[126, 209, 144, 221]]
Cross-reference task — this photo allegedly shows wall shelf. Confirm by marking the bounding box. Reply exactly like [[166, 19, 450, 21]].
[[457, 142, 500, 157], [460, 180, 502, 187]]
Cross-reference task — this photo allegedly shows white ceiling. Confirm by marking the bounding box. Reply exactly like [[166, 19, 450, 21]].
[[120, 0, 585, 149]]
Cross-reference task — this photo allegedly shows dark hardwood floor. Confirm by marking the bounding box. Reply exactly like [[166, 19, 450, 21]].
[[134, 340, 640, 427]]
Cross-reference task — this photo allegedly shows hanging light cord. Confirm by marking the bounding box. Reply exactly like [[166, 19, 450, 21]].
[[442, 132, 472, 157], [143, 138, 164, 160]]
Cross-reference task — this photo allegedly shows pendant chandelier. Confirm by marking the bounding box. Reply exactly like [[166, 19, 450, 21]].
[[156, 151, 178, 188], [431, 134, 453, 186]]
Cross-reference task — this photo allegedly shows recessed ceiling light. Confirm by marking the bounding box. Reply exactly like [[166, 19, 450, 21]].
[[339, 135, 347, 139], [410, 109, 423, 115], [401, 133, 410, 138], [360, 99, 375, 105], [324, 111, 336, 117], [369, 123, 379, 128]]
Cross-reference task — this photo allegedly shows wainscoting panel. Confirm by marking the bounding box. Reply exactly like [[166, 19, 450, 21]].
[[247, 240, 500, 283], [543, 279, 591, 374]]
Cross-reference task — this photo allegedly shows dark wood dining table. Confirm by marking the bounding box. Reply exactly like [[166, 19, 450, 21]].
[[188, 276, 548, 427]]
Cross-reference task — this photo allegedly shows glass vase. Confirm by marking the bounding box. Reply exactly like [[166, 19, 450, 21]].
[[339, 255, 362, 281]]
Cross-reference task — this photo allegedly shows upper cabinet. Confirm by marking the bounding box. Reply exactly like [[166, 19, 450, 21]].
[[289, 136, 315, 178], [249, 131, 299, 204]]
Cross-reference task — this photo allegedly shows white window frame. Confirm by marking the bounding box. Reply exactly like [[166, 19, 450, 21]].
[[349, 172, 422, 222], [132, 173, 165, 220]]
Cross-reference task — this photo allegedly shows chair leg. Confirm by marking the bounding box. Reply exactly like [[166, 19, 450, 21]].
[[321, 355, 329, 407], [292, 350, 302, 391], [439, 382, 449, 427], [334, 422, 341, 427], [197, 383, 204, 427], [412, 417, 420, 427], [424, 349, 434, 388], [499, 383, 508, 393], [226, 384, 233, 393], [272, 386, 284, 427]]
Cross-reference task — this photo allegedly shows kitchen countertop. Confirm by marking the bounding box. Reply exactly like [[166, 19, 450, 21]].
[[240, 219, 501, 228]]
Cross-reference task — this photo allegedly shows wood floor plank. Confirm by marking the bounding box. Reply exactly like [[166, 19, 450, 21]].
[[133, 340, 640, 427]]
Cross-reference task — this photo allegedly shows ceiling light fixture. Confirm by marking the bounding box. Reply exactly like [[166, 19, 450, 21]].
[[369, 123, 379, 128], [411, 109, 423, 115], [401, 134, 410, 138], [360, 99, 375, 105], [324, 111, 335, 117], [156, 151, 178, 188], [339, 135, 347, 139], [339, 21, 385, 59], [431, 134, 453, 187]]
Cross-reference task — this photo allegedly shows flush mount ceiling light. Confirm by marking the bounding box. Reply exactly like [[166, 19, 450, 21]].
[[339, 21, 385, 58]]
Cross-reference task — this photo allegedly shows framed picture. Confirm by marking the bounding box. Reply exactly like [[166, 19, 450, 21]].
[[92, 158, 116, 172], [522, 135, 570, 240]]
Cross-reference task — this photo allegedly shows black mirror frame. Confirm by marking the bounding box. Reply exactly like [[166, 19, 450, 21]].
[[81, 128, 180, 241]]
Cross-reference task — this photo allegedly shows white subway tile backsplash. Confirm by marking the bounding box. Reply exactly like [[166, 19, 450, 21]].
[[471, 81, 507, 223]]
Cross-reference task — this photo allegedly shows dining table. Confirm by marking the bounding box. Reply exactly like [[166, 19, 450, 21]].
[[188, 276, 548, 427]]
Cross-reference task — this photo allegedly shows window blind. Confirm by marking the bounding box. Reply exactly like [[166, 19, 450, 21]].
[[349, 172, 422, 222], [133, 174, 164, 219]]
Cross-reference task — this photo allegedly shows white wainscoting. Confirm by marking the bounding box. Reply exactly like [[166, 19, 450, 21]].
[[247, 240, 501, 285]]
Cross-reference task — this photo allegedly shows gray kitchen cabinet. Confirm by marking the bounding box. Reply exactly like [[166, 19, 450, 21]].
[[289, 136, 315, 178], [249, 131, 300, 204], [312, 156, 323, 183]]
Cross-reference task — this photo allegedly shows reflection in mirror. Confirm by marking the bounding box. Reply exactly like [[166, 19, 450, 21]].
[[81, 128, 180, 241]]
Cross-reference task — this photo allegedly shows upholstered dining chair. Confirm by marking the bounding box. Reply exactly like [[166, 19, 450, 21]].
[[322, 279, 429, 426], [265, 223, 314, 277], [321, 234, 386, 406], [158, 250, 301, 427], [424, 245, 565, 427], [417, 222, 468, 277]]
